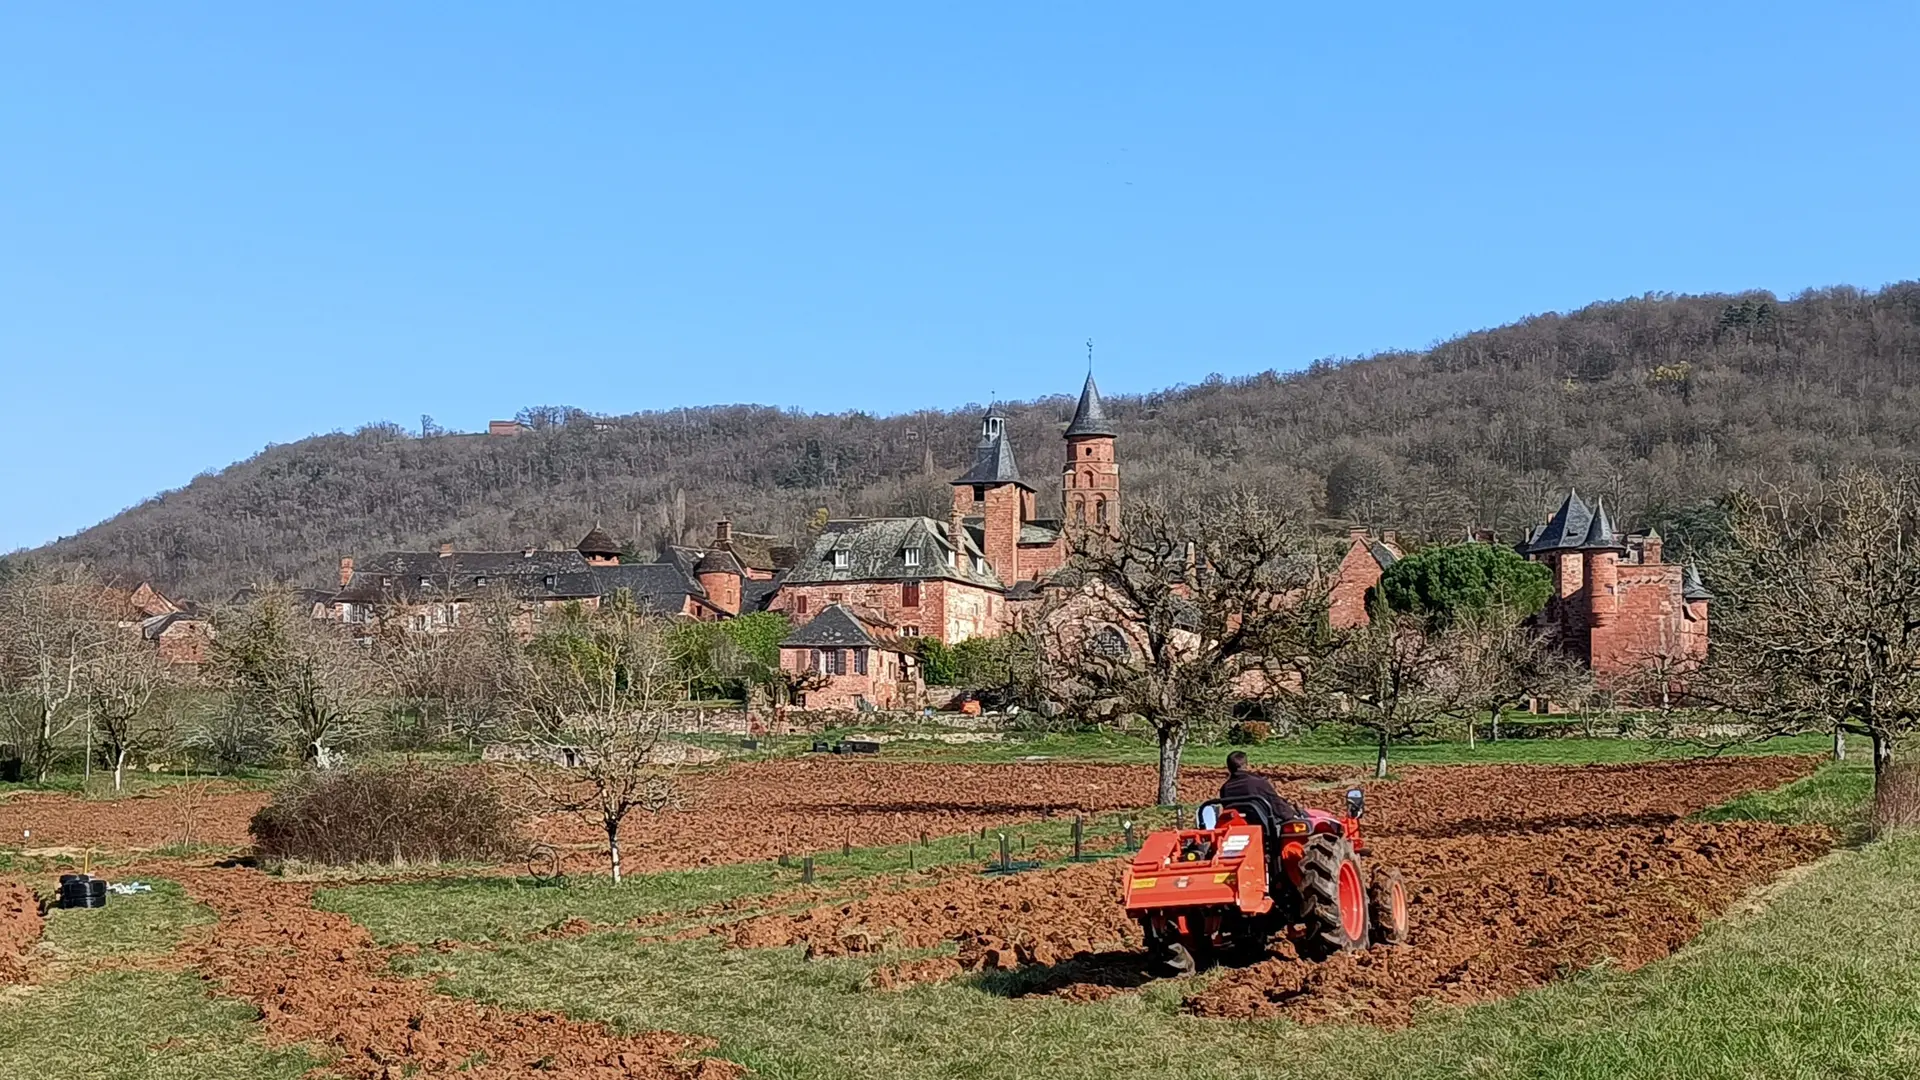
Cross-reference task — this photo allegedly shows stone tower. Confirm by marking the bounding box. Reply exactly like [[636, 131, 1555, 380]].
[[1062, 373, 1119, 532], [951, 405, 1034, 584]]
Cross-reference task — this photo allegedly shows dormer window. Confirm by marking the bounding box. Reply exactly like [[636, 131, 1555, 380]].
[[475, 576, 488, 587], [381, 576, 393, 588], [972, 555, 986, 574], [419, 577, 431, 588], [903, 548, 920, 568], [833, 549, 850, 570], [544, 574, 557, 588]]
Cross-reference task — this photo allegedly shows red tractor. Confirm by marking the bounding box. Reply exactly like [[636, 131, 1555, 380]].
[[1123, 788, 1410, 973]]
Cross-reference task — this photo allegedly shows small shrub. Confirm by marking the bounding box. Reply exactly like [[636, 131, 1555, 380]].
[[1226, 721, 1271, 746], [249, 762, 520, 867]]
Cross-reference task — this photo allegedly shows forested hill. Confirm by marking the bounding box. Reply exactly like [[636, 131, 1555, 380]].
[[28, 283, 1920, 603]]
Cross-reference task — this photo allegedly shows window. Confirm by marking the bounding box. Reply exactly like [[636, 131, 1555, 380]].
[[832, 549, 850, 570], [1095, 497, 1108, 525], [382, 576, 393, 588], [824, 648, 846, 675], [854, 648, 868, 676], [1073, 498, 1086, 524], [411, 614, 428, 632], [902, 582, 921, 607], [972, 484, 986, 503], [475, 575, 489, 587], [901, 625, 921, 637], [1090, 625, 1131, 659], [903, 547, 920, 568], [795, 595, 809, 615], [810, 649, 823, 672], [972, 555, 985, 574], [544, 574, 557, 588], [419, 576, 431, 588], [1084, 446, 1094, 457]]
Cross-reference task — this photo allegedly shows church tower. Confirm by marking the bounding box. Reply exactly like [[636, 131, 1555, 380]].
[[1062, 373, 1119, 532]]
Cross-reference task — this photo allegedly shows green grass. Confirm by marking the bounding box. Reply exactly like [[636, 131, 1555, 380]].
[[320, 812, 1154, 945], [39, 877, 215, 963], [401, 827, 1920, 1080], [1698, 758, 1876, 838], [0, 970, 317, 1080]]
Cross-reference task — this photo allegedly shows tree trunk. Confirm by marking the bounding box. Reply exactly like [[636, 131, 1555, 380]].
[[1491, 710, 1500, 742], [1834, 727, 1847, 762], [1873, 731, 1893, 779], [1375, 734, 1390, 779], [113, 747, 126, 793], [606, 820, 624, 885], [1155, 723, 1186, 806]]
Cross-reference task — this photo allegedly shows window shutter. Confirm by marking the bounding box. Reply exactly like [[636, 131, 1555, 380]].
[[855, 648, 868, 676]]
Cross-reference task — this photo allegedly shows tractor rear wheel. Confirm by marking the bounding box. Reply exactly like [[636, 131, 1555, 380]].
[[1296, 834, 1369, 961], [1368, 867, 1411, 946]]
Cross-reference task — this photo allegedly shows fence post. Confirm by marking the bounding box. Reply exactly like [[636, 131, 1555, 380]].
[[802, 856, 814, 885]]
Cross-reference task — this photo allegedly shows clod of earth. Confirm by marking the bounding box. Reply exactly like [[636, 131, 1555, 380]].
[[0, 881, 43, 983]]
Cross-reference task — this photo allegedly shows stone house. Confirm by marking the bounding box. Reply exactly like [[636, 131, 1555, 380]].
[[771, 516, 1004, 642], [1522, 491, 1710, 686], [1327, 527, 1403, 629], [779, 603, 922, 711]]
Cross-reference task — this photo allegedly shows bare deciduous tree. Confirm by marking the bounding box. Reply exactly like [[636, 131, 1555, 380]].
[[87, 644, 178, 791], [0, 563, 123, 782], [1700, 471, 1920, 783], [210, 590, 383, 768], [508, 596, 685, 884], [1034, 492, 1331, 805]]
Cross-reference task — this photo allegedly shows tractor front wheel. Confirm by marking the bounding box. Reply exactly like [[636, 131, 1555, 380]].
[[1296, 834, 1369, 961], [1368, 867, 1411, 946]]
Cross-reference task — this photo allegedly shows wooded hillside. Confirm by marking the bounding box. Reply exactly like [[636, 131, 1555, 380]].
[[26, 283, 1920, 602]]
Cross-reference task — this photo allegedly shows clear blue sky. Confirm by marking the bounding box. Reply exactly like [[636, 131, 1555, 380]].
[[4, 3, 1916, 553]]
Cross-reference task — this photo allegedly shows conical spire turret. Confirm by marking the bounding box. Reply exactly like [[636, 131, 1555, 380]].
[[1064, 373, 1115, 438]]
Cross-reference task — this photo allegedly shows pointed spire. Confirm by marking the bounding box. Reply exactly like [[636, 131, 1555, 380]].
[[953, 405, 1032, 489], [1581, 498, 1623, 550], [1682, 563, 1714, 601], [1526, 490, 1593, 553], [1064, 373, 1115, 438]]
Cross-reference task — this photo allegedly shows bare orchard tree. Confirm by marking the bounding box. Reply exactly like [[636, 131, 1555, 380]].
[[0, 563, 123, 782], [1036, 492, 1331, 805], [210, 590, 383, 768], [1444, 612, 1590, 747], [87, 643, 179, 791], [1699, 471, 1920, 784], [508, 595, 685, 884], [1300, 603, 1458, 778]]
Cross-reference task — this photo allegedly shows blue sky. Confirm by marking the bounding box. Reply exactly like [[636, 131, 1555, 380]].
[[3, 3, 1916, 553]]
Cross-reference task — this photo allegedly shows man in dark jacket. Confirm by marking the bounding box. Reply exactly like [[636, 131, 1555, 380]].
[[1218, 751, 1302, 820]]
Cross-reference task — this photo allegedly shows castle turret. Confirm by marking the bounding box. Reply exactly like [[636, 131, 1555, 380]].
[[950, 405, 1030, 584], [1062, 374, 1120, 533], [1581, 500, 1625, 627], [694, 547, 744, 615]]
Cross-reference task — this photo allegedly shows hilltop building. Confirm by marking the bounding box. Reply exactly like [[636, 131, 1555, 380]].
[[778, 603, 923, 710]]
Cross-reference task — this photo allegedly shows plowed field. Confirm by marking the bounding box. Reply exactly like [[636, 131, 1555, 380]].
[[717, 755, 1830, 1025]]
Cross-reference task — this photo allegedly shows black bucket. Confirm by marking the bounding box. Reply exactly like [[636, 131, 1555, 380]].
[[58, 875, 108, 910]]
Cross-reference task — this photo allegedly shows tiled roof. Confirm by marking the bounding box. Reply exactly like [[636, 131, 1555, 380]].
[[783, 517, 1004, 589], [694, 548, 746, 576], [1527, 491, 1594, 553], [576, 527, 621, 557], [953, 429, 1029, 488], [1580, 499, 1627, 551], [335, 550, 599, 603], [1019, 522, 1062, 545], [1682, 563, 1714, 601], [1064, 373, 1116, 438], [592, 562, 710, 613], [781, 604, 877, 647]]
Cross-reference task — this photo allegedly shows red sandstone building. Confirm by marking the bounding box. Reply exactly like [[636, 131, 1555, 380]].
[[1522, 491, 1710, 685], [779, 603, 922, 710], [1327, 528, 1404, 629]]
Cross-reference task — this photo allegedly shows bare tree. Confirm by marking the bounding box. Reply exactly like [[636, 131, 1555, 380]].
[[210, 590, 383, 768], [1699, 471, 1920, 783], [0, 563, 123, 782], [1033, 492, 1331, 805], [87, 644, 178, 791], [1302, 604, 1456, 778], [1445, 612, 1590, 747], [508, 596, 685, 883]]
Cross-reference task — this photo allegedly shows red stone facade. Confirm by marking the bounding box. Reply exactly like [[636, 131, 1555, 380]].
[[780, 642, 920, 710], [772, 578, 1000, 642], [1327, 529, 1403, 629]]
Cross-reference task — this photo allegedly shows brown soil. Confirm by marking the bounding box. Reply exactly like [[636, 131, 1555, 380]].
[[171, 865, 739, 1079], [716, 755, 1831, 1026], [0, 781, 267, 852], [0, 880, 43, 983]]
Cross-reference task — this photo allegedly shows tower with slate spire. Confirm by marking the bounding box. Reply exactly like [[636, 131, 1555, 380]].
[[1062, 372, 1120, 534], [951, 403, 1035, 585]]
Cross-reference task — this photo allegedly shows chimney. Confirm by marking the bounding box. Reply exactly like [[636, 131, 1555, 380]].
[[947, 508, 966, 566], [1348, 526, 1368, 541], [339, 557, 354, 588], [715, 519, 733, 548], [439, 542, 453, 558], [1381, 530, 1399, 549], [1184, 541, 1198, 590]]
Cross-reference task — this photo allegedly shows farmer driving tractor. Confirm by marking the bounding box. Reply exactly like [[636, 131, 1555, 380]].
[[1219, 750, 1301, 821]]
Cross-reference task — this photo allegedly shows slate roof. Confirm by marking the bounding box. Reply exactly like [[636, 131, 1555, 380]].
[[694, 548, 746, 576], [1527, 491, 1595, 553], [781, 604, 877, 648], [228, 586, 338, 609], [725, 531, 798, 573], [783, 517, 1004, 589], [1682, 563, 1714, 601], [139, 612, 206, 640], [1019, 522, 1062, 545], [592, 562, 711, 614], [1580, 499, 1628, 552], [953, 427, 1030, 489], [1368, 540, 1400, 569], [743, 571, 787, 613], [334, 550, 600, 603], [1064, 373, 1116, 438], [576, 527, 621, 558]]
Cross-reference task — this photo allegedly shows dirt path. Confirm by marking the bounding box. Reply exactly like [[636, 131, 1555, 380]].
[[171, 865, 737, 1079]]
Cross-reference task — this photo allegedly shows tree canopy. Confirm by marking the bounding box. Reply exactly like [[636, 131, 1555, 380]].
[[1375, 542, 1552, 627]]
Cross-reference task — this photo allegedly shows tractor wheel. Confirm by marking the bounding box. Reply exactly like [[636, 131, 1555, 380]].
[[1296, 834, 1369, 961], [1368, 867, 1411, 946]]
